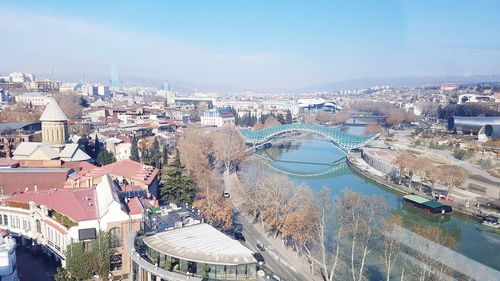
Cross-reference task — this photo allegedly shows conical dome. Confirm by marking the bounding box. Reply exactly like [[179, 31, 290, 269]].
[[40, 98, 68, 121]]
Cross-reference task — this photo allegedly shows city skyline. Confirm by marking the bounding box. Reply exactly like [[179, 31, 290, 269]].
[[2, 1, 500, 90]]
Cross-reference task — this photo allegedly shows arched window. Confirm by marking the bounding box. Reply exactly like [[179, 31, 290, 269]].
[[36, 219, 41, 233], [109, 227, 121, 248]]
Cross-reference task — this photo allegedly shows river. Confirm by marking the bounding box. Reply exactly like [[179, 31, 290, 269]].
[[244, 134, 500, 273]]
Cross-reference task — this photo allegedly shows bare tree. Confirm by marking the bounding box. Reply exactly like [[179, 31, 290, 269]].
[[364, 124, 383, 135], [392, 151, 417, 185], [212, 125, 247, 173], [263, 115, 281, 128], [380, 215, 403, 281], [433, 165, 468, 200], [315, 188, 343, 281]]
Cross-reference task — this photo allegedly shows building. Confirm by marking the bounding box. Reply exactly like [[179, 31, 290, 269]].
[[0, 175, 149, 279], [14, 92, 52, 106], [0, 122, 41, 158], [0, 90, 11, 103], [447, 116, 500, 134], [128, 208, 257, 281], [7, 72, 35, 83], [65, 159, 160, 202], [97, 85, 110, 97], [0, 230, 18, 281], [200, 109, 235, 127], [12, 99, 91, 163]]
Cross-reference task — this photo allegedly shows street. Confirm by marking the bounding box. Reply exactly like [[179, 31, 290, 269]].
[[233, 211, 313, 281]]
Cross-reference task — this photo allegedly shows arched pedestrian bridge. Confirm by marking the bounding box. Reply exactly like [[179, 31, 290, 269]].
[[240, 124, 378, 152], [253, 152, 350, 178]]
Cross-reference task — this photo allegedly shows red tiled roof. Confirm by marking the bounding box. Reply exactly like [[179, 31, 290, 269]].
[[62, 161, 96, 175], [127, 198, 143, 215], [85, 159, 159, 185], [6, 188, 98, 222], [0, 168, 71, 195], [0, 158, 19, 168]]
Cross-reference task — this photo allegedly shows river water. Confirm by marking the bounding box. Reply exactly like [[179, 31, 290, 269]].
[[244, 133, 500, 273]]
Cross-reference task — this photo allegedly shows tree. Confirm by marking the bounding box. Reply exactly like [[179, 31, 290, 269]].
[[149, 137, 162, 168], [315, 187, 342, 281], [263, 115, 281, 128], [92, 231, 114, 278], [433, 164, 468, 199], [285, 109, 293, 124], [93, 135, 100, 159], [130, 136, 140, 162], [64, 231, 113, 280], [160, 150, 197, 204], [193, 191, 233, 230], [53, 92, 85, 120], [212, 125, 247, 173], [392, 151, 417, 185], [65, 241, 93, 280], [96, 149, 116, 166], [364, 124, 382, 135], [380, 215, 403, 281]]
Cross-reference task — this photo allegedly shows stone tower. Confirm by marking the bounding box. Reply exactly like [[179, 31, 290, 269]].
[[40, 99, 68, 145]]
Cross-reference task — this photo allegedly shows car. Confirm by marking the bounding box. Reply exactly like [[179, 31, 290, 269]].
[[234, 231, 245, 242], [256, 242, 265, 251], [253, 252, 265, 266], [223, 191, 230, 198]]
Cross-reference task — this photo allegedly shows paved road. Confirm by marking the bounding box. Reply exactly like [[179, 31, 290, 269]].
[[233, 211, 312, 281]]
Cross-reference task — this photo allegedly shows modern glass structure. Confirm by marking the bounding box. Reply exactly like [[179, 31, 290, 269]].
[[127, 223, 257, 281]]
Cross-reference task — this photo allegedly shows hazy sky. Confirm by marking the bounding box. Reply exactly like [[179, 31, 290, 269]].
[[1, 0, 500, 89]]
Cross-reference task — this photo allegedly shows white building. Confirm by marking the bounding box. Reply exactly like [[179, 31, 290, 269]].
[[14, 92, 52, 106], [8, 72, 35, 83], [200, 109, 235, 127], [0, 232, 18, 281]]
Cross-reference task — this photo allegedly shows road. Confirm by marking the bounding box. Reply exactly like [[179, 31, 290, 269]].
[[233, 211, 312, 281], [224, 172, 313, 281]]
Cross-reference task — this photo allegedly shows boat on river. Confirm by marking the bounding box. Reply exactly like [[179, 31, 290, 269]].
[[482, 215, 500, 229], [403, 194, 453, 214]]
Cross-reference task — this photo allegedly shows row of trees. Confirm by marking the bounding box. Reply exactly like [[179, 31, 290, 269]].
[[349, 101, 418, 127], [230, 108, 293, 129], [161, 124, 247, 230], [438, 103, 500, 120], [304, 111, 349, 125], [130, 136, 164, 169], [235, 160, 464, 280], [393, 151, 468, 199], [235, 172, 317, 252]]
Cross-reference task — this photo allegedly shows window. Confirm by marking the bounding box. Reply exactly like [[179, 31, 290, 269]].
[[36, 220, 41, 233], [110, 227, 121, 248]]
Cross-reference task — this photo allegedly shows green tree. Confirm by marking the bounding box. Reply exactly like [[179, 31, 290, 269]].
[[92, 231, 114, 278], [97, 149, 116, 166], [130, 136, 140, 162], [149, 138, 162, 168], [93, 135, 100, 159], [160, 150, 197, 204], [65, 241, 93, 280], [64, 231, 114, 280]]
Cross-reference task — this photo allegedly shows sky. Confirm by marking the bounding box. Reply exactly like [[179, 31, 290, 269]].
[[1, 0, 500, 90]]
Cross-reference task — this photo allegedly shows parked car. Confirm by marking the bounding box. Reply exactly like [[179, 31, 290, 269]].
[[253, 252, 265, 266], [223, 191, 230, 198], [256, 242, 265, 251], [234, 231, 245, 242]]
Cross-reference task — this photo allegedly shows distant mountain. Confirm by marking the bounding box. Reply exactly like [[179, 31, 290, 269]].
[[19, 72, 500, 94], [299, 74, 500, 92]]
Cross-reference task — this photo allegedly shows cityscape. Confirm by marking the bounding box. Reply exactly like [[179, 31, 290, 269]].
[[1, 1, 500, 281]]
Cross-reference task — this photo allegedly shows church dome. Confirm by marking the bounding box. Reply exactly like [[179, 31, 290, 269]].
[[40, 98, 68, 122]]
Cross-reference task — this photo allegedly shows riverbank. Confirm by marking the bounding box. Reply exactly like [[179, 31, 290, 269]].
[[346, 153, 481, 219]]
